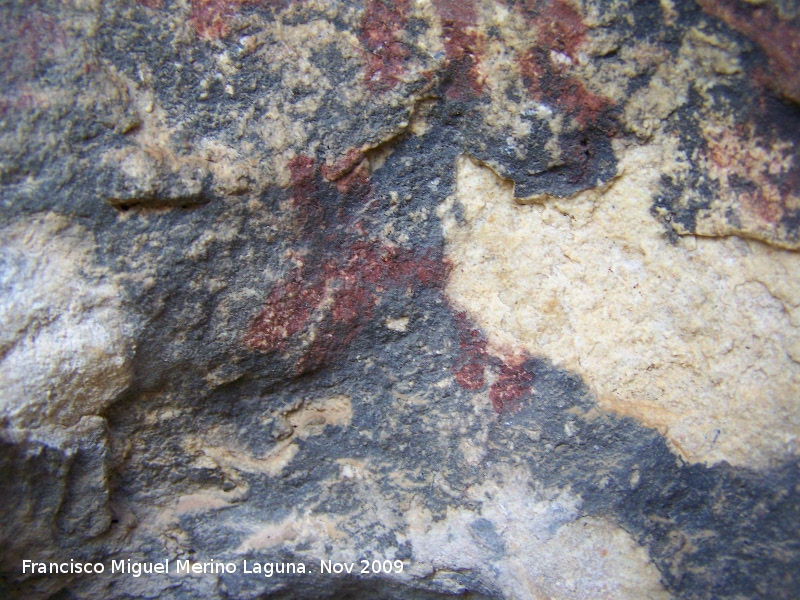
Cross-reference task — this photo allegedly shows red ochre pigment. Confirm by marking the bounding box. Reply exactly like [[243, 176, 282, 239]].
[[432, 0, 484, 99], [246, 156, 533, 412], [246, 156, 447, 373], [359, 0, 411, 93]]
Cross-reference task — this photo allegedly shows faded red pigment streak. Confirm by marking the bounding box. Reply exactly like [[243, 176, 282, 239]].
[[1, 11, 66, 78], [452, 311, 489, 391], [190, 0, 254, 40], [489, 363, 535, 413], [432, 0, 485, 99], [245, 155, 448, 374], [516, 0, 614, 128], [705, 123, 800, 228], [696, 0, 800, 103], [245, 156, 533, 412], [136, 0, 250, 39], [319, 148, 374, 196], [451, 313, 535, 412], [359, 0, 411, 93], [138, 0, 293, 40]]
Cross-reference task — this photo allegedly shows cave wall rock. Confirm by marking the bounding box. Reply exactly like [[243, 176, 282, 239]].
[[1, 0, 799, 598]]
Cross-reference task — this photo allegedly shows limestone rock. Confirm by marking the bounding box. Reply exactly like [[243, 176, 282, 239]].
[[1, 0, 798, 599]]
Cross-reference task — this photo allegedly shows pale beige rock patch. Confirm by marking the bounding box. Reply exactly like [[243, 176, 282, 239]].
[[230, 464, 669, 600], [0, 215, 135, 430], [439, 145, 800, 468], [182, 394, 353, 479]]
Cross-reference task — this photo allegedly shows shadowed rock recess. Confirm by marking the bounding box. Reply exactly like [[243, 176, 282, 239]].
[[1, 0, 798, 598]]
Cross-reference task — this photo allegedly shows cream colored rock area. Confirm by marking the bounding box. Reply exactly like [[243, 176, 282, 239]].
[[233, 466, 668, 599], [439, 146, 800, 468], [181, 394, 353, 481], [0, 215, 134, 430], [404, 468, 668, 600], [158, 395, 353, 530]]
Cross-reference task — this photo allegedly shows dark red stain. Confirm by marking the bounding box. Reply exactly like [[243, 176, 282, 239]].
[[0, 12, 67, 80], [320, 148, 372, 195], [489, 362, 535, 413], [285, 154, 319, 232], [320, 148, 364, 182], [249, 154, 537, 410], [359, 0, 411, 93], [189, 0, 250, 40], [250, 155, 536, 409], [246, 154, 449, 374], [520, 48, 612, 128], [244, 276, 326, 353], [516, 0, 613, 129], [432, 0, 484, 99], [518, 0, 587, 58], [334, 159, 372, 196], [451, 313, 535, 413], [452, 312, 489, 390], [182, 0, 293, 40], [704, 123, 798, 229], [454, 362, 485, 390], [696, 0, 800, 103]]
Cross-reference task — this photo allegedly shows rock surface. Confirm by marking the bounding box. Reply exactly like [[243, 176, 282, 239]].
[[1, 0, 798, 599]]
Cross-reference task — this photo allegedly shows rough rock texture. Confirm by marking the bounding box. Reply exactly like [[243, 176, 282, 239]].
[[442, 150, 800, 468], [1, 0, 799, 599]]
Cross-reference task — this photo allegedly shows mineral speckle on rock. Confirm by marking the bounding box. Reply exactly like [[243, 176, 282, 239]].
[[1, 0, 799, 599]]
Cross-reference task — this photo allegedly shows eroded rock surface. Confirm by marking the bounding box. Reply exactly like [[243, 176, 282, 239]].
[[442, 151, 800, 468], [1, 0, 799, 599]]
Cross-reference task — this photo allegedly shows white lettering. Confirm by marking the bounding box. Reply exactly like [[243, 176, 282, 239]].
[[176, 560, 191, 574]]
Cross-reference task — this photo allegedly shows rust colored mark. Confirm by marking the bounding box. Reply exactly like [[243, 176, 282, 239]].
[[704, 123, 797, 231], [247, 158, 449, 375], [321, 148, 372, 195], [697, 0, 800, 103], [188, 0, 291, 40], [331, 281, 372, 324], [520, 48, 612, 128], [353, 241, 449, 288], [244, 277, 327, 352], [451, 311, 535, 412], [432, 0, 484, 99], [137, 0, 275, 39], [259, 159, 530, 408], [452, 311, 488, 390], [515, 0, 614, 128], [360, 0, 411, 93], [298, 244, 448, 371], [288, 154, 316, 186], [333, 159, 371, 195], [489, 363, 535, 413], [518, 0, 587, 59], [287, 154, 322, 232], [454, 362, 485, 390], [321, 148, 365, 182], [190, 0, 243, 40]]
